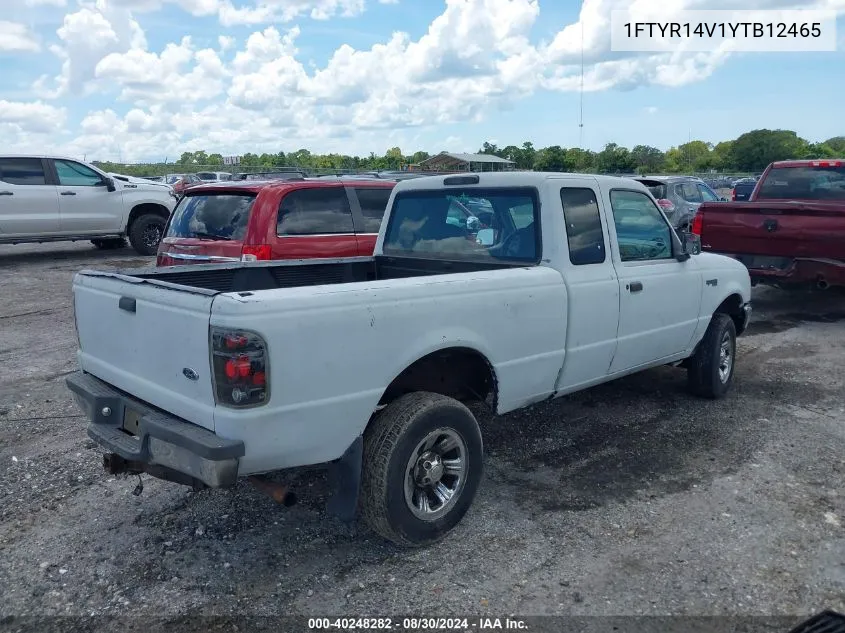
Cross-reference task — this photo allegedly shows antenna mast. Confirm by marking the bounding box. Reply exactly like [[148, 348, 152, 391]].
[[578, 19, 584, 149]]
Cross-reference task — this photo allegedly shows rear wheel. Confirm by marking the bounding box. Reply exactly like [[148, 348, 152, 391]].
[[361, 392, 483, 547], [687, 313, 737, 399], [128, 214, 166, 256], [91, 237, 126, 250]]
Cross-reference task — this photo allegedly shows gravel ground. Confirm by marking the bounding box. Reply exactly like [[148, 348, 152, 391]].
[[0, 242, 844, 626]]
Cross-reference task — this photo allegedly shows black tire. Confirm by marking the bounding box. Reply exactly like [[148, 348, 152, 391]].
[[687, 313, 737, 399], [128, 214, 167, 256], [361, 392, 483, 547], [91, 237, 126, 250]]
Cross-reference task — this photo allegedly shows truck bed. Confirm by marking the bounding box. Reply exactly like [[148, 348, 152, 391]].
[[99, 256, 522, 294]]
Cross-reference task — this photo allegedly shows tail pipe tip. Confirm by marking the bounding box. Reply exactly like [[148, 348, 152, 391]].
[[249, 476, 297, 507]]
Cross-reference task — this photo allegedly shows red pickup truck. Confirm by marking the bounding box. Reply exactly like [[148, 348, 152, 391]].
[[156, 179, 395, 266], [693, 159, 845, 290]]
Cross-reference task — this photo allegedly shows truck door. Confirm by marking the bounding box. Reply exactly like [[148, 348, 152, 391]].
[[52, 159, 123, 233], [0, 157, 60, 236], [605, 188, 702, 374], [552, 180, 620, 391]]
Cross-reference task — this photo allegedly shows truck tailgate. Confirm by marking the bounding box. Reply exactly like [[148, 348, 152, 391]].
[[700, 201, 845, 261], [73, 271, 217, 431]]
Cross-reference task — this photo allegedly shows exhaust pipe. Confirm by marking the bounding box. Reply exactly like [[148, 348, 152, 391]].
[[817, 279, 830, 290], [249, 476, 297, 506]]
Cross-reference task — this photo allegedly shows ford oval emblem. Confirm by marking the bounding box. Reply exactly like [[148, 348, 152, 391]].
[[182, 367, 199, 381]]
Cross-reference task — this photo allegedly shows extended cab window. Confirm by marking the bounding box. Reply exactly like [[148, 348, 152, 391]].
[[354, 187, 392, 233], [560, 187, 605, 265], [0, 158, 47, 185], [166, 194, 256, 241], [277, 188, 354, 235], [55, 160, 104, 187], [383, 188, 539, 263], [756, 166, 845, 201], [609, 190, 673, 262]]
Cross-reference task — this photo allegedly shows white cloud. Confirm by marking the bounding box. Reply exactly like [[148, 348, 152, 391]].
[[0, 100, 66, 133], [24, 0, 67, 5], [14, 0, 845, 161], [0, 21, 41, 52]]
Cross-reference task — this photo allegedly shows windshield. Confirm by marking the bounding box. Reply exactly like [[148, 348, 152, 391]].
[[165, 194, 256, 241], [383, 187, 539, 263], [756, 166, 845, 201]]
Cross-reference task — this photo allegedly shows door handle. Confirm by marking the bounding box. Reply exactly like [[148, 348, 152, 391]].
[[60, 191, 77, 196], [118, 296, 136, 313], [0, 191, 13, 196], [628, 281, 644, 293]]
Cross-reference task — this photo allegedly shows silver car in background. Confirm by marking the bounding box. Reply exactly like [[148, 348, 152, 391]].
[[634, 176, 726, 230]]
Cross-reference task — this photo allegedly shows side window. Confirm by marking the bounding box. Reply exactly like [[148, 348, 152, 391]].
[[0, 158, 47, 185], [677, 182, 702, 203], [277, 187, 354, 235], [354, 187, 392, 233], [609, 190, 673, 262], [560, 187, 605, 265], [55, 160, 104, 187], [697, 183, 719, 202]]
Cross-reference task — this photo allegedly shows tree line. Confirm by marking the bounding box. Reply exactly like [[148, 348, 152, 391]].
[[93, 129, 845, 177]]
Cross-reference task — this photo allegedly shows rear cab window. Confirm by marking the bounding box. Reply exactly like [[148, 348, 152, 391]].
[[560, 187, 606, 265], [165, 194, 256, 241], [277, 187, 353, 235], [756, 165, 845, 201], [382, 187, 540, 263], [0, 158, 47, 185]]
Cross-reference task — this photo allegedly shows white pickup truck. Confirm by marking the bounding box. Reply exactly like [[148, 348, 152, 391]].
[[67, 172, 751, 546], [0, 155, 177, 255]]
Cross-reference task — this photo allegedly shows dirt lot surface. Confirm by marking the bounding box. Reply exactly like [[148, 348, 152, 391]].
[[1, 242, 844, 625]]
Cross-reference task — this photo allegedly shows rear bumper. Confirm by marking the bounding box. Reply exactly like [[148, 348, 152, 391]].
[[728, 254, 845, 288], [66, 371, 244, 488]]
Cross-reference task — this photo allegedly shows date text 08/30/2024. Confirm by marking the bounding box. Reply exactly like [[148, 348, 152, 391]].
[[308, 617, 529, 631]]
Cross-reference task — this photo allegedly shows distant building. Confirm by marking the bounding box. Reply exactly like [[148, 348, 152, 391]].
[[415, 152, 515, 173]]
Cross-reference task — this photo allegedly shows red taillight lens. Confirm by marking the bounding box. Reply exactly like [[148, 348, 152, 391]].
[[241, 244, 272, 262], [731, 188, 736, 201], [211, 327, 269, 407], [657, 198, 675, 211], [691, 213, 703, 236]]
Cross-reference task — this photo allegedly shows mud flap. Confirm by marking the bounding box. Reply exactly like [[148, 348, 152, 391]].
[[787, 610, 845, 633], [326, 435, 362, 523]]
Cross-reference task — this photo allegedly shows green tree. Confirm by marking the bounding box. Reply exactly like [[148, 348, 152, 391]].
[[824, 136, 845, 154], [630, 145, 665, 174], [533, 146, 568, 171], [207, 153, 224, 166], [596, 143, 636, 173], [730, 129, 809, 171]]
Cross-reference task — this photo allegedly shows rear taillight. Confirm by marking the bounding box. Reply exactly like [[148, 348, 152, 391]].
[[691, 212, 703, 236], [730, 188, 736, 201], [241, 244, 271, 262], [210, 327, 269, 407], [656, 198, 675, 212]]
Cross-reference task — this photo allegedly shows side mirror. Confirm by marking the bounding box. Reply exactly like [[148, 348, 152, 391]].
[[679, 231, 701, 257], [476, 228, 495, 247], [105, 177, 117, 192]]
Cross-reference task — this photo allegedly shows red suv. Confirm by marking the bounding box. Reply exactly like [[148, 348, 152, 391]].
[[156, 179, 396, 266]]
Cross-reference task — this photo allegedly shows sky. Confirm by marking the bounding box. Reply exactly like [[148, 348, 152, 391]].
[[0, 0, 843, 163]]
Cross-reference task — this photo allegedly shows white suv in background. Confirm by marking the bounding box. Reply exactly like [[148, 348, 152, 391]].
[[0, 155, 178, 256]]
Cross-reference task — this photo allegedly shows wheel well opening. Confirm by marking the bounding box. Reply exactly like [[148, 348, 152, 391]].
[[126, 203, 170, 233], [379, 348, 497, 410], [715, 293, 745, 335]]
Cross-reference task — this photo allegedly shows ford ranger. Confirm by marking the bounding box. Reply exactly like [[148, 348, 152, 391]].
[[67, 172, 752, 546]]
